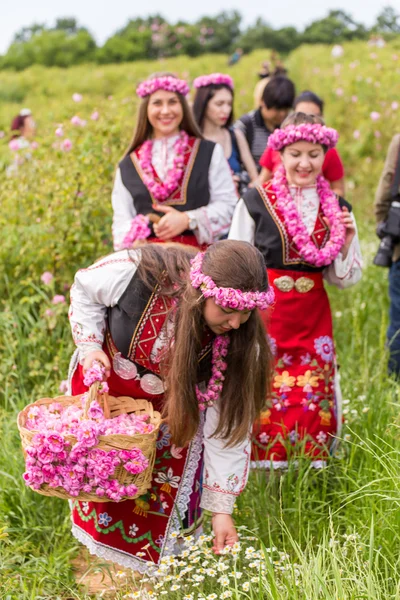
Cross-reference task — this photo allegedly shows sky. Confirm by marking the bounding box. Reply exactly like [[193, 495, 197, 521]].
[[0, 0, 397, 54]]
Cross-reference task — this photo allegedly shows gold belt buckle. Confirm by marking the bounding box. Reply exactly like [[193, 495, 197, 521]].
[[295, 277, 315, 293], [274, 276, 294, 292]]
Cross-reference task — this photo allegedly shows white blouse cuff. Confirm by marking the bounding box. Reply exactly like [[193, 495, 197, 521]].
[[78, 343, 105, 363], [200, 488, 237, 514], [333, 243, 360, 280]]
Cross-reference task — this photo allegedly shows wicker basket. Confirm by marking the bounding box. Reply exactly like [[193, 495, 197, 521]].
[[17, 382, 162, 502]]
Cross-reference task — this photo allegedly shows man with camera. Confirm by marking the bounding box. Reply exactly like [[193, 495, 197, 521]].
[[374, 133, 400, 377]]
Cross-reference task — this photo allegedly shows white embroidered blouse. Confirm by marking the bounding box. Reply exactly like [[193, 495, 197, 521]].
[[112, 136, 238, 250], [68, 249, 249, 514], [229, 186, 363, 288]]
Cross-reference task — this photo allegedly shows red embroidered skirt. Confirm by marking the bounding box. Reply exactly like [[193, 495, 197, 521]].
[[252, 268, 339, 468], [70, 342, 203, 573]]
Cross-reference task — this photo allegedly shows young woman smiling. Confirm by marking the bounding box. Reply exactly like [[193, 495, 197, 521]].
[[229, 113, 362, 470], [111, 73, 237, 250], [258, 91, 346, 196], [193, 73, 258, 192]]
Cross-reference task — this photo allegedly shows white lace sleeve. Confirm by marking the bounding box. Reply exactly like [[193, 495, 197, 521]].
[[68, 250, 139, 361], [200, 402, 251, 514], [228, 198, 255, 244], [323, 213, 363, 289], [112, 168, 137, 251], [186, 144, 237, 244]]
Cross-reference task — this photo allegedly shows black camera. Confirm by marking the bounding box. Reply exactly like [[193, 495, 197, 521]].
[[373, 200, 400, 267], [237, 171, 250, 197]]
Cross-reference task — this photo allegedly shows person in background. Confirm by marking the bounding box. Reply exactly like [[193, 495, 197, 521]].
[[374, 133, 400, 377], [258, 91, 345, 196], [229, 112, 362, 470], [193, 72, 258, 192], [7, 108, 36, 176], [253, 53, 288, 109], [228, 48, 243, 66], [111, 73, 237, 250], [234, 76, 296, 176], [10, 108, 36, 148]]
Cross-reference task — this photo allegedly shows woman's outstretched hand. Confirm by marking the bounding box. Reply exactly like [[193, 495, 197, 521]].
[[211, 513, 239, 554], [82, 350, 111, 378]]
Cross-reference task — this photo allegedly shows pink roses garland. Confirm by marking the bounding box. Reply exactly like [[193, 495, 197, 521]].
[[138, 131, 189, 202], [193, 73, 234, 90], [190, 252, 275, 310], [121, 214, 151, 249], [197, 335, 230, 411], [136, 76, 190, 98], [267, 123, 339, 152], [271, 165, 346, 266]]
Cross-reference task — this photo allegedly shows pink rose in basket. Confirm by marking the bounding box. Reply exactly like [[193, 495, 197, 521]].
[[86, 400, 104, 420], [36, 445, 56, 464], [46, 433, 65, 453], [77, 421, 98, 448]]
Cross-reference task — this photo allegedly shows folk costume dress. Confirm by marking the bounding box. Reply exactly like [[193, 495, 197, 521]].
[[67, 250, 251, 572], [229, 182, 362, 469], [112, 135, 237, 250]]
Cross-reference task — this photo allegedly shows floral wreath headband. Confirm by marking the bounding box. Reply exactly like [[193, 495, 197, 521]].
[[268, 123, 339, 151], [189, 252, 275, 311], [136, 76, 190, 98], [193, 73, 234, 90]]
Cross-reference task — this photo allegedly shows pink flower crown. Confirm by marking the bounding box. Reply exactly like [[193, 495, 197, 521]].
[[268, 123, 339, 151], [189, 252, 274, 311], [193, 73, 234, 90], [136, 76, 190, 98]]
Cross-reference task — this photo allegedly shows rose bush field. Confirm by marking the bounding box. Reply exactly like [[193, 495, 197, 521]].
[[1, 42, 400, 598]]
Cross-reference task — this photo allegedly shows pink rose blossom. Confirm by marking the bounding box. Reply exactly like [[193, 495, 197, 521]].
[[59, 380, 68, 394], [9, 139, 20, 151], [71, 115, 86, 127], [62, 139, 72, 151], [41, 271, 53, 285]]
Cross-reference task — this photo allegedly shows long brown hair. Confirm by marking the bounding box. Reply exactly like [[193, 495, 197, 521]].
[[132, 241, 272, 448], [125, 72, 203, 156]]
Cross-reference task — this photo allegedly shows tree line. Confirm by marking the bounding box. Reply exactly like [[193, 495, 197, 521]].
[[1, 7, 400, 71]]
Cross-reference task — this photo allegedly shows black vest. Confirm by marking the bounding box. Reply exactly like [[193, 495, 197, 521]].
[[108, 271, 156, 360], [119, 139, 215, 232], [107, 270, 212, 381], [243, 186, 352, 272]]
